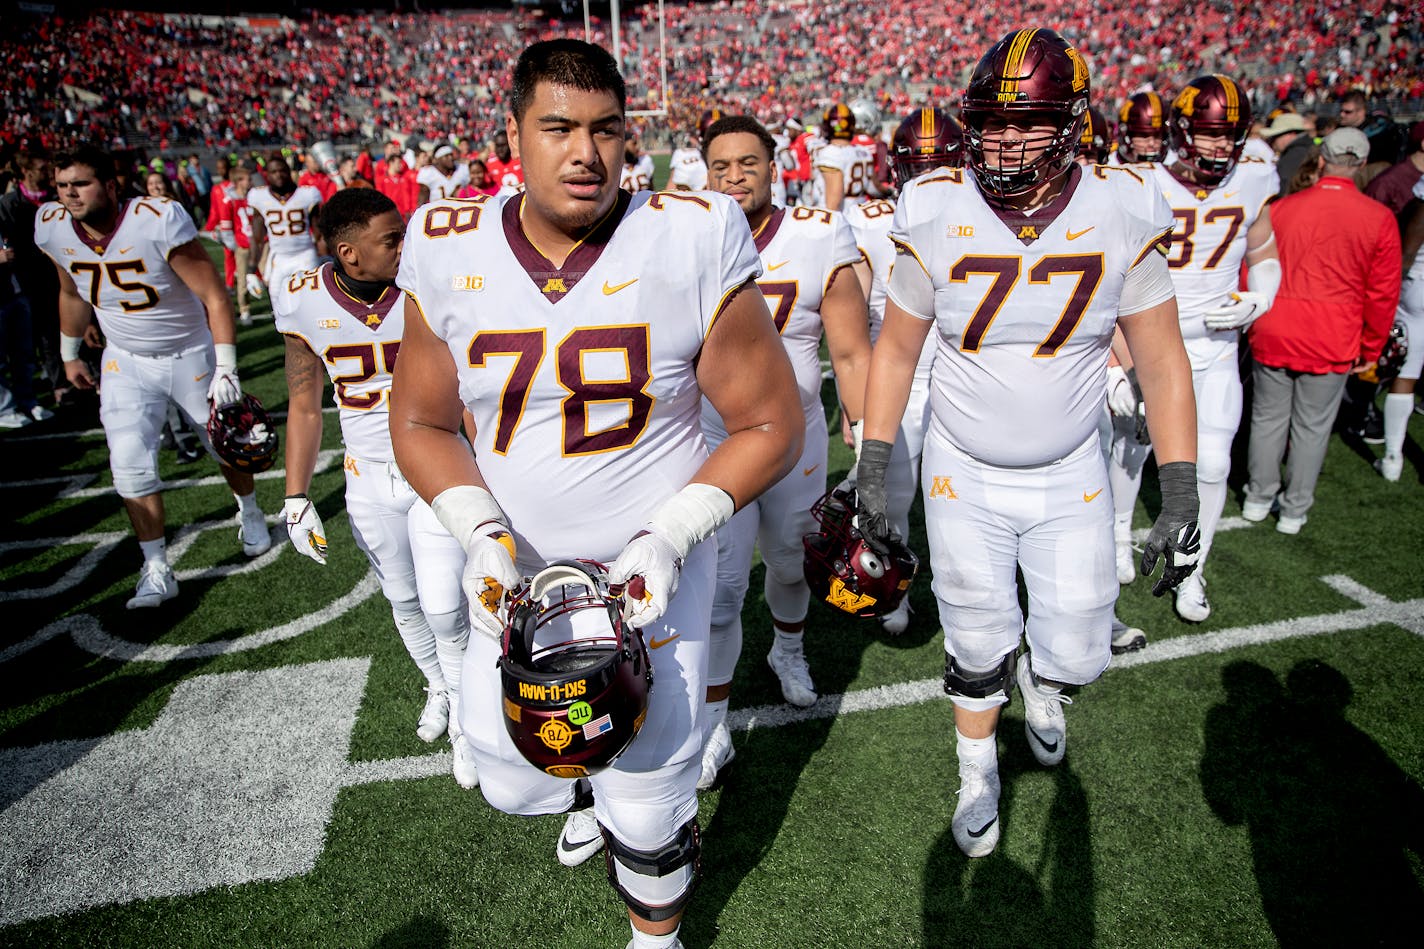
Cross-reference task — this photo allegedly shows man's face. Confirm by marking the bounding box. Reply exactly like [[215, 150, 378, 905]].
[[707, 131, 775, 220], [340, 209, 405, 282], [509, 81, 625, 235], [231, 170, 251, 197], [1338, 100, 1366, 128], [436, 153, 455, 174], [1191, 131, 1234, 163], [494, 131, 512, 162], [339, 158, 356, 182], [978, 112, 1058, 172], [54, 164, 117, 222], [384, 142, 400, 160], [266, 159, 293, 191], [23, 159, 52, 191]]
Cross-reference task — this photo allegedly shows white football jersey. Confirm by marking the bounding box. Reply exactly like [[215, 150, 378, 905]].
[[397, 191, 761, 566], [890, 164, 1175, 467], [844, 196, 936, 378], [272, 262, 406, 463], [668, 148, 708, 191], [620, 154, 656, 193], [1150, 156, 1276, 371], [814, 142, 877, 212], [247, 185, 323, 258], [34, 196, 209, 356], [418, 164, 471, 200]]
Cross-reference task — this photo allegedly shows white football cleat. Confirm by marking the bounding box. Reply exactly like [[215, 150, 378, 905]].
[[1115, 540, 1136, 584], [451, 732, 479, 789], [952, 758, 1001, 857], [557, 808, 605, 867], [627, 940, 684, 949], [1110, 615, 1147, 654], [1376, 454, 1403, 482], [126, 561, 178, 609], [239, 510, 272, 557], [697, 719, 736, 790], [1240, 497, 1273, 522], [1276, 514, 1307, 535], [767, 638, 817, 708], [416, 687, 449, 743], [1173, 571, 1211, 623], [878, 599, 911, 635], [1016, 657, 1071, 767]]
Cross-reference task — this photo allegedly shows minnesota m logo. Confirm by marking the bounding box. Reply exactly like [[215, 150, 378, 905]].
[[1017, 225, 1039, 240], [929, 476, 957, 499], [541, 277, 568, 295], [826, 576, 877, 613]]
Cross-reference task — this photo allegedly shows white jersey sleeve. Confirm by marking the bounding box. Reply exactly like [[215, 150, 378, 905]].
[[397, 191, 759, 567], [668, 149, 708, 191], [34, 197, 210, 356], [273, 263, 406, 463]]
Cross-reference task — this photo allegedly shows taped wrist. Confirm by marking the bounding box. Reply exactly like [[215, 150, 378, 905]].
[[1157, 461, 1199, 522], [1124, 367, 1143, 403], [214, 342, 238, 375], [60, 333, 84, 362], [850, 418, 864, 463], [643, 483, 734, 560], [856, 438, 894, 513], [1246, 257, 1281, 309], [431, 484, 510, 554]]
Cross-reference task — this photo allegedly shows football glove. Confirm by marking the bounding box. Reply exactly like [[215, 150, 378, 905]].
[[1202, 291, 1270, 331], [208, 343, 242, 405], [246, 272, 267, 299], [431, 485, 519, 640], [1139, 461, 1202, 596], [283, 494, 328, 565], [610, 483, 734, 629], [853, 437, 895, 555], [1106, 365, 1139, 417]]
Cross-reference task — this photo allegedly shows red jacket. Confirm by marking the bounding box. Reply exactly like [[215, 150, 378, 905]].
[[376, 161, 420, 221], [1248, 176, 1401, 374]]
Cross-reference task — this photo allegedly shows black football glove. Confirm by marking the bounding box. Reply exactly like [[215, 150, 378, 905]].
[[854, 438, 895, 556], [1140, 461, 1202, 596]]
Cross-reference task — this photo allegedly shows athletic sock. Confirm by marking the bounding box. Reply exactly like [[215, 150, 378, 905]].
[[629, 924, 681, 949], [1383, 392, 1413, 458], [139, 537, 168, 568], [772, 628, 803, 651], [956, 730, 997, 770], [706, 698, 729, 732], [234, 491, 260, 517]]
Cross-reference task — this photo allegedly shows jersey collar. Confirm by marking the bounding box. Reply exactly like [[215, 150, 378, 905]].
[[502, 190, 631, 303], [322, 263, 399, 329], [752, 206, 786, 254], [984, 164, 1082, 247], [71, 198, 133, 255]]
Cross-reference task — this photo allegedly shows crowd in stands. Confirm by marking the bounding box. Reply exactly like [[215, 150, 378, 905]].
[[2, 1, 1421, 158]]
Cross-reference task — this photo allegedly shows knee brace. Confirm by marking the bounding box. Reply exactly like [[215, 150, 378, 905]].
[[944, 652, 1015, 708], [601, 818, 702, 924]]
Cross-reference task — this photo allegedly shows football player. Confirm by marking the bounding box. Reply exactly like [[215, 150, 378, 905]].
[[669, 109, 722, 191], [1106, 75, 1279, 622], [620, 135, 656, 193], [1077, 106, 1111, 165], [247, 154, 324, 287], [274, 188, 476, 789], [389, 41, 802, 949], [417, 145, 471, 204], [856, 29, 1200, 858], [840, 105, 962, 634], [698, 114, 872, 785], [1115, 91, 1170, 164], [815, 103, 878, 212], [38, 144, 271, 609]]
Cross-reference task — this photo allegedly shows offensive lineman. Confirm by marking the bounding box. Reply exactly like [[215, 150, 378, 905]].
[[389, 41, 802, 949], [815, 104, 878, 212], [856, 29, 1201, 858], [37, 145, 271, 607], [1107, 75, 1279, 623], [697, 115, 873, 786], [274, 188, 476, 789], [248, 155, 324, 288]]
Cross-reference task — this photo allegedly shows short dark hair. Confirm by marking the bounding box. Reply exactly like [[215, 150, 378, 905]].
[[1340, 88, 1368, 109], [701, 115, 777, 163], [321, 188, 399, 246], [53, 144, 117, 183], [510, 39, 626, 122]]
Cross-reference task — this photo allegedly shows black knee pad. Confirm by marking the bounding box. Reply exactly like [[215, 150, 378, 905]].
[[600, 818, 702, 923], [944, 652, 1016, 703]]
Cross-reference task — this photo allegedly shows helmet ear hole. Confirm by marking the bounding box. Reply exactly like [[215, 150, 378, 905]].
[[857, 547, 886, 579]]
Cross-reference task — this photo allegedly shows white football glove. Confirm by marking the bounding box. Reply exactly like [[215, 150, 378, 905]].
[[432, 485, 519, 640], [209, 343, 241, 405], [1106, 365, 1138, 417], [283, 494, 328, 565], [1203, 291, 1270, 331], [246, 272, 267, 299], [610, 532, 684, 629]]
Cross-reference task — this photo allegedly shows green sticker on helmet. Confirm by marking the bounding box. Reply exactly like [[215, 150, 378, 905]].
[[568, 701, 594, 726]]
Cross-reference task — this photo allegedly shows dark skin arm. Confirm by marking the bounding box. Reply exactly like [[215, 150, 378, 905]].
[[283, 336, 326, 494]]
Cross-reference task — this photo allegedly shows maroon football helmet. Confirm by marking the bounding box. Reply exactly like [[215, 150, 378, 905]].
[[803, 486, 919, 619], [697, 108, 727, 140], [1079, 106, 1110, 164], [891, 107, 964, 185], [1117, 91, 1169, 162], [961, 28, 1091, 198], [823, 103, 856, 140], [207, 394, 277, 473], [1169, 75, 1252, 184], [500, 561, 652, 780]]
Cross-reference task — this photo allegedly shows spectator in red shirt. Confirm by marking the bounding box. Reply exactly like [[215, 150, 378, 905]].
[[375, 152, 420, 221], [1244, 128, 1402, 534], [484, 130, 523, 191], [298, 153, 340, 202]]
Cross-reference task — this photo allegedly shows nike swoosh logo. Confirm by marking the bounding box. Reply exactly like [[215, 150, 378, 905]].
[[648, 633, 680, 649], [558, 833, 600, 853], [1028, 728, 1059, 754], [767, 260, 791, 271], [1083, 489, 1102, 503], [117, 247, 134, 255], [602, 278, 638, 295], [1065, 227, 1095, 240], [967, 817, 998, 839], [803, 464, 819, 477], [1221, 191, 1239, 200], [194, 373, 209, 382]]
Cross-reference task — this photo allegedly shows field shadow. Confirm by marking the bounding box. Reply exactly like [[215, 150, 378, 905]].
[[368, 915, 450, 948], [1200, 659, 1424, 946]]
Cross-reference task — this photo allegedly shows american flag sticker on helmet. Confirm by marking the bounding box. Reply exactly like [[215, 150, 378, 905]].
[[583, 714, 613, 740]]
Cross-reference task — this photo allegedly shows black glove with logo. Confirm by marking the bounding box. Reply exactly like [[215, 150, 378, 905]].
[[854, 438, 895, 556], [1140, 461, 1202, 596]]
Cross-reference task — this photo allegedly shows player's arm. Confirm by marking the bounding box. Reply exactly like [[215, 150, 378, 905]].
[[1205, 205, 1280, 330], [851, 255, 873, 301], [54, 259, 99, 389], [820, 166, 845, 210], [821, 263, 872, 425], [248, 211, 267, 267], [282, 334, 329, 564], [170, 239, 237, 346], [417, 184, 431, 206]]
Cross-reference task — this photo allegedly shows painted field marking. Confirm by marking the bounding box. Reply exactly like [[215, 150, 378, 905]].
[[0, 406, 340, 446]]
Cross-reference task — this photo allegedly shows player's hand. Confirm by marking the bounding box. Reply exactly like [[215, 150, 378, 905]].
[[610, 531, 683, 629], [246, 273, 267, 299], [1203, 291, 1270, 331], [208, 368, 241, 405], [462, 531, 520, 639], [1139, 461, 1202, 596], [64, 359, 96, 390], [1106, 366, 1138, 417], [854, 438, 895, 555], [283, 494, 328, 565]]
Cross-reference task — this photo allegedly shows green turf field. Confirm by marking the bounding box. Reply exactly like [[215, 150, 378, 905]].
[[1, 238, 1422, 948]]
